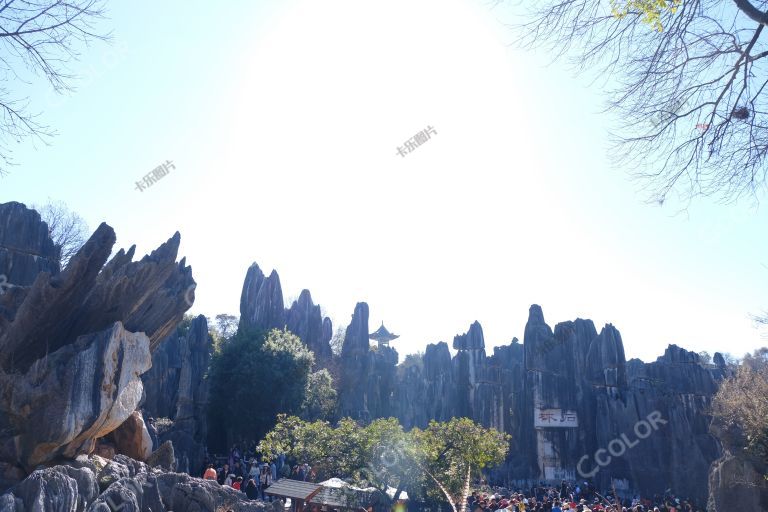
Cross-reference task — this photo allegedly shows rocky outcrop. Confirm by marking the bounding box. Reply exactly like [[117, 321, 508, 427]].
[[238, 263, 333, 364], [338, 303, 399, 421], [707, 451, 768, 511], [706, 409, 768, 511], [141, 315, 213, 474], [239, 263, 285, 334], [0, 454, 275, 512], [343, 302, 723, 505], [286, 289, 333, 361], [0, 201, 60, 287], [0, 222, 193, 372], [109, 412, 153, 462], [0, 322, 151, 470], [0, 464, 98, 512], [155, 472, 273, 512], [146, 441, 176, 472], [0, 201, 194, 489]]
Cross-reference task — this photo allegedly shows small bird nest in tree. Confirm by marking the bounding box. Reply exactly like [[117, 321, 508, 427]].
[[732, 106, 750, 121]]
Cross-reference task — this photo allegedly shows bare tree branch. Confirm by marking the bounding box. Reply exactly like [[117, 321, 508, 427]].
[[31, 198, 88, 268], [514, 0, 768, 203], [733, 0, 768, 26], [0, 0, 109, 176]]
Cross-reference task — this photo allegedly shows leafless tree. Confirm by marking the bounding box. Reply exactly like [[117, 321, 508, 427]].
[[33, 199, 88, 268], [515, 0, 768, 204], [0, 0, 109, 176], [711, 347, 768, 463], [213, 313, 239, 339]]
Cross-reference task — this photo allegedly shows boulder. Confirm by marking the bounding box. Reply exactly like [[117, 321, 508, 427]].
[[88, 473, 163, 512], [1, 465, 98, 512], [0, 322, 151, 470], [110, 411, 153, 462], [155, 472, 268, 512], [146, 441, 176, 472], [707, 451, 768, 511]]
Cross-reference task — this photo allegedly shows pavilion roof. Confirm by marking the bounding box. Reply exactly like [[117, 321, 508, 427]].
[[369, 322, 399, 342]]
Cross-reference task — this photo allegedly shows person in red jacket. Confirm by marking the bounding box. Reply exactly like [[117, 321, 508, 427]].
[[233, 476, 244, 490]]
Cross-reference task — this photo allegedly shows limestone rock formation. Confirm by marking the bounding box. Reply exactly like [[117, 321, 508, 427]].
[[0, 465, 98, 512], [141, 315, 213, 474], [341, 302, 723, 504], [0, 221, 193, 371], [0, 201, 60, 287], [109, 412, 153, 462], [707, 451, 768, 511], [0, 454, 273, 512], [0, 322, 151, 470], [286, 289, 333, 361], [706, 407, 768, 511], [240, 263, 285, 334], [238, 262, 333, 364], [338, 302, 399, 421], [0, 201, 194, 489], [146, 441, 176, 472]]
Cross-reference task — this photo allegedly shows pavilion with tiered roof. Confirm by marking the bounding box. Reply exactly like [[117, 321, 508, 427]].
[[369, 322, 399, 348]]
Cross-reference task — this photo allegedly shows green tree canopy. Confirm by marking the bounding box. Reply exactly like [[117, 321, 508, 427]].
[[412, 418, 510, 512], [301, 369, 338, 422], [207, 328, 314, 451], [259, 415, 509, 511]]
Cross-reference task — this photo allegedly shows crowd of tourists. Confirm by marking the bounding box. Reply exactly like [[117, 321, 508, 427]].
[[468, 481, 703, 512], [195, 446, 702, 511], [200, 445, 314, 501]]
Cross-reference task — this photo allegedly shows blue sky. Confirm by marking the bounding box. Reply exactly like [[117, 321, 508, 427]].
[[1, 0, 766, 362]]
